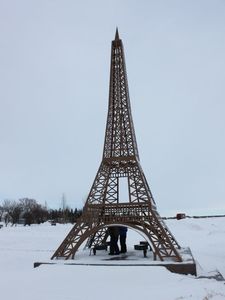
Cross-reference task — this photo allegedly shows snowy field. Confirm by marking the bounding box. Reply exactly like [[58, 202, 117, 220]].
[[0, 217, 225, 300]]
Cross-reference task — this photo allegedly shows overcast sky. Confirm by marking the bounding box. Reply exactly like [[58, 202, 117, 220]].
[[0, 0, 225, 216]]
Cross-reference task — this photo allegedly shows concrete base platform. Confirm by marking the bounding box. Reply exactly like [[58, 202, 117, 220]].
[[34, 247, 197, 276], [34, 260, 196, 276]]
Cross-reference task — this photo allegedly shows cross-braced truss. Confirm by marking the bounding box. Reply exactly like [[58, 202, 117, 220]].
[[51, 29, 182, 262]]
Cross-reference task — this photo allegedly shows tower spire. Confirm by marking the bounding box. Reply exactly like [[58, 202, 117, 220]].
[[115, 27, 120, 40]]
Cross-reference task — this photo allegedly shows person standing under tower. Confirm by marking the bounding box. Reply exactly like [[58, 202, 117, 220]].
[[108, 226, 120, 255], [119, 226, 127, 253]]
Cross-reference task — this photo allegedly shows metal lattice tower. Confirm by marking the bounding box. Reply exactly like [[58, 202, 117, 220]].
[[51, 30, 182, 262]]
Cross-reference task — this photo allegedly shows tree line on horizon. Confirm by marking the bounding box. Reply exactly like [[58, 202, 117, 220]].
[[0, 198, 82, 226]]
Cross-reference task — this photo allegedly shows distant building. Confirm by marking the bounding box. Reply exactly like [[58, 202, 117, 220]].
[[176, 213, 186, 220]]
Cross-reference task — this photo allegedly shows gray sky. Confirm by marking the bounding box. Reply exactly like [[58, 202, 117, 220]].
[[0, 0, 225, 216]]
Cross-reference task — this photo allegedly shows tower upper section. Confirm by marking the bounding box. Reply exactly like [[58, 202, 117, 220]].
[[103, 30, 139, 161]]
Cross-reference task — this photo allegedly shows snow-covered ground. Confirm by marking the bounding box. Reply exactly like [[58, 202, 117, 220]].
[[0, 217, 225, 300]]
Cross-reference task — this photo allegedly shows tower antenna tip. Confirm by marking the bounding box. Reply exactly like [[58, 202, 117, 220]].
[[115, 27, 120, 40]]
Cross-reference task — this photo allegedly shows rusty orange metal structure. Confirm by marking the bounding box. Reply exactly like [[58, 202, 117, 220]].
[[51, 29, 182, 262]]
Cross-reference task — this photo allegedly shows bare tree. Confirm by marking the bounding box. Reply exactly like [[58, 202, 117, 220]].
[[0, 205, 4, 221], [2, 199, 22, 226], [19, 198, 47, 225]]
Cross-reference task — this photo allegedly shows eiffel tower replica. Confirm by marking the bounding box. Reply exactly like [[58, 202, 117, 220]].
[[51, 30, 183, 263]]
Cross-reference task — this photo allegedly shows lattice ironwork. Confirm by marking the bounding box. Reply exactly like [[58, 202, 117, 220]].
[[51, 29, 182, 262]]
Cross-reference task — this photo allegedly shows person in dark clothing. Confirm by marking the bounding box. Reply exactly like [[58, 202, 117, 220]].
[[119, 226, 128, 253], [108, 226, 120, 255]]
